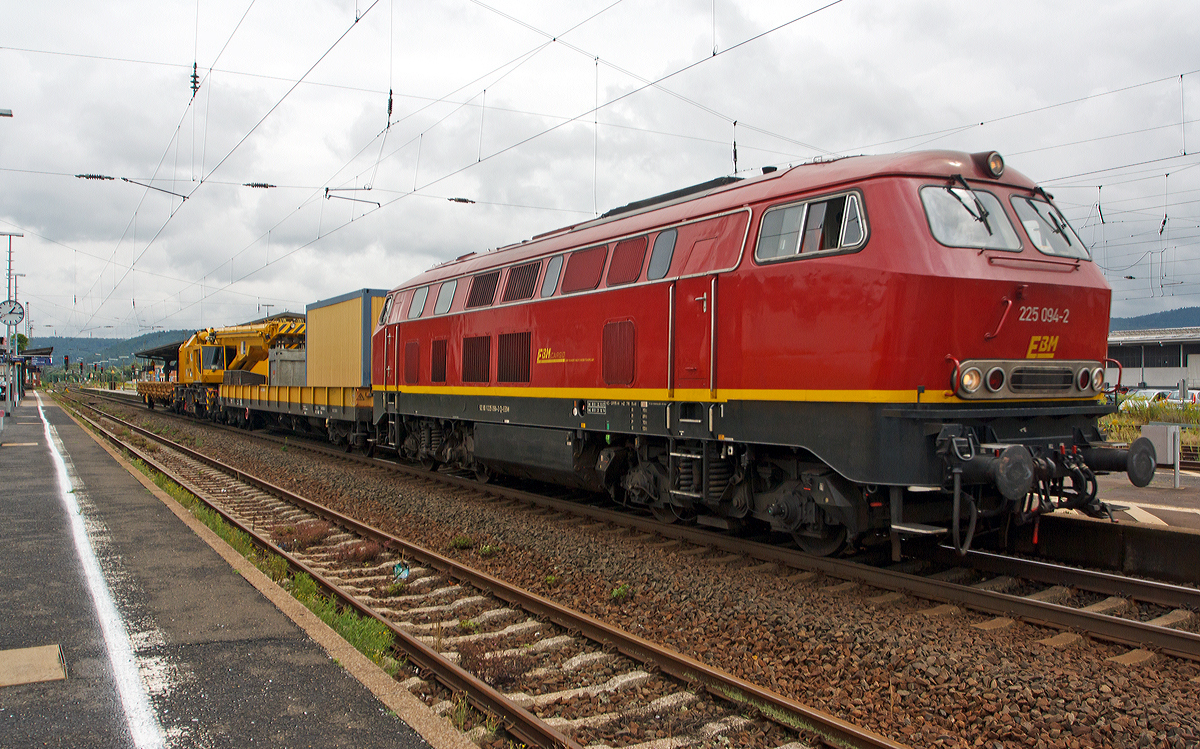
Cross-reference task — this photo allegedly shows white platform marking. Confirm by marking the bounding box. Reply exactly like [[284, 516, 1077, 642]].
[[1123, 505, 1168, 525], [37, 393, 165, 749]]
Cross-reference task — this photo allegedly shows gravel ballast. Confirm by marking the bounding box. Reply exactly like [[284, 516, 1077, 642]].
[[96, 400, 1200, 748]]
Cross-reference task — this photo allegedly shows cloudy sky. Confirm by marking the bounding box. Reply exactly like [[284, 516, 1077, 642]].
[[1, 0, 1197, 339]]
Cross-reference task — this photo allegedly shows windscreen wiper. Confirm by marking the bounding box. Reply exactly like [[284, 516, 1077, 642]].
[[1045, 207, 1072, 246], [947, 174, 993, 235]]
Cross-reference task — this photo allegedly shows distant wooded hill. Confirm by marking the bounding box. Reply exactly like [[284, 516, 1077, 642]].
[[1109, 308, 1200, 331], [26, 330, 191, 368]]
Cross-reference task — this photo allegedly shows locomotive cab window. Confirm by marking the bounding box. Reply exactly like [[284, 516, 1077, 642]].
[[1011, 196, 1090, 260], [754, 192, 865, 262], [921, 185, 1021, 251], [407, 286, 429, 319]]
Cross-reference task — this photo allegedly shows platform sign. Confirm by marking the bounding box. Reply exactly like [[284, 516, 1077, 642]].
[[29, 356, 52, 366]]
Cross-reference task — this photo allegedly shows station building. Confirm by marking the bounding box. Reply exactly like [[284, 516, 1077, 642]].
[[1106, 328, 1200, 390]]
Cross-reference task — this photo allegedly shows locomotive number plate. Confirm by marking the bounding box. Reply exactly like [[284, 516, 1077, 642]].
[[1019, 305, 1070, 324]]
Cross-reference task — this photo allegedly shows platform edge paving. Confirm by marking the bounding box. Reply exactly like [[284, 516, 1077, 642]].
[[61, 400, 478, 749]]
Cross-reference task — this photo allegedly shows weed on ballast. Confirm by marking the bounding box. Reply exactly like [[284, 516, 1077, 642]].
[[457, 640, 533, 687], [457, 619, 479, 634], [477, 543, 500, 558], [610, 583, 633, 602], [272, 520, 332, 551], [449, 535, 474, 550], [335, 540, 382, 565]]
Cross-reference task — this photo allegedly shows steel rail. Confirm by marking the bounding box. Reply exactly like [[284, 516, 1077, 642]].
[[66, 393, 909, 749], [65, 405, 583, 749], [943, 547, 1200, 610], [72, 387, 1200, 660]]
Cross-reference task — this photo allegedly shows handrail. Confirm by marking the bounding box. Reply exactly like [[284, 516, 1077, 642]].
[[984, 296, 1012, 340], [986, 254, 1081, 272]]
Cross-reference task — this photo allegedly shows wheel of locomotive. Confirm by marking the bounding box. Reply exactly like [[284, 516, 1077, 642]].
[[474, 464, 491, 484], [650, 502, 692, 524], [419, 457, 439, 471], [792, 525, 848, 557], [364, 440, 376, 458]]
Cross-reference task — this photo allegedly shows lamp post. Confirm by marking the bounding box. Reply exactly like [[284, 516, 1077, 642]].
[[1, 232, 24, 425]]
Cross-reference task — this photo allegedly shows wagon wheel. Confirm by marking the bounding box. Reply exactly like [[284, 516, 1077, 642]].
[[474, 464, 491, 484], [792, 525, 848, 557], [419, 457, 439, 472]]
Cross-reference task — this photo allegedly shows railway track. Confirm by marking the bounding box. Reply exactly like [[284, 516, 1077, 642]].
[[60, 389, 907, 749], [73, 387, 1200, 662]]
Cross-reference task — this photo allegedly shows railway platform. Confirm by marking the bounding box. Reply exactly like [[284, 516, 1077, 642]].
[[0, 392, 465, 749], [1098, 470, 1200, 532]]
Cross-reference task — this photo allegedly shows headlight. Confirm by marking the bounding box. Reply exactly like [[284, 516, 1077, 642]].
[[961, 367, 983, 393], [1077, 368, 1091, 391], [972, 151, 1005, 178], [986, 367, 1006, 393], [1091, 368, 1105, 391]]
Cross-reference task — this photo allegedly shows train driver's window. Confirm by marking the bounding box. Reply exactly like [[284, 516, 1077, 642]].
[[921, 186, 1020, 251], [541, 255, 564, 297], [1011, 197, 1090, 260], [407, 286, 429, 319]]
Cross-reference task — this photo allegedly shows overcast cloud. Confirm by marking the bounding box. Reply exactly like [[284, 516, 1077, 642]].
[[1, 0, 1197, 338]]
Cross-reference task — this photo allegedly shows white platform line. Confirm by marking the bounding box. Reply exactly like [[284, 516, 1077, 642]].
[[37, 393, 166, 749], [1122, 505, 1169, 525], [1120, 500, 1200, 516]]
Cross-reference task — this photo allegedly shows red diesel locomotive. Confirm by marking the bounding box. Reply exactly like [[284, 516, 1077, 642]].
[[369, 150, 1155, 556]]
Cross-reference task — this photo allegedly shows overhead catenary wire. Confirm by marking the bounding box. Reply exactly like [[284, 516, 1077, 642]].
[[12, 6, 1197, 332], [141, 1, 852, 328]]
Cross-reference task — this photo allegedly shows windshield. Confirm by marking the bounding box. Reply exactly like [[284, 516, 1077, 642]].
[[920, 186, 1021, 251], [200, 345, 224, 371], [1011, 196, 1090, 260]]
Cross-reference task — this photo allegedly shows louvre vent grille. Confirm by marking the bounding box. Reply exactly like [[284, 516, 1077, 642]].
[[603, 321, 635, 385], [502, 262, 540, 302], [607, 236, 647, 286], [1010, 366, 1073, 391], [404, 340, 419, 384], [561, 245, 607, 293], [431, 339, 447, 383], [498, 332, 531, 383], [466, 271, 500, 308], [462, 336, 491, 383]]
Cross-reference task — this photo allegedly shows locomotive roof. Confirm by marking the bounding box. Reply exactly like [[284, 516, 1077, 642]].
[[391, 150, 1038, 292]]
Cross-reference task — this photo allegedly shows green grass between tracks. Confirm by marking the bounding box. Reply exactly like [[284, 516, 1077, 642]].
[[121, 449, 397, 671]]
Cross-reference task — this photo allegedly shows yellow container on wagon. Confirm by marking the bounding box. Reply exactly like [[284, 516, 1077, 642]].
[[306, 289, 388, 388]]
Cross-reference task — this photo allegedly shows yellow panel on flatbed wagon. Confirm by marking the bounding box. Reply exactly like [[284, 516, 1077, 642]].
[[220, 384, 373, 420]]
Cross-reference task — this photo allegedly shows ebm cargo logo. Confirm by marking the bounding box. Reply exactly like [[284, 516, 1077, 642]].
[[1026, 335, 1058, 359]]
